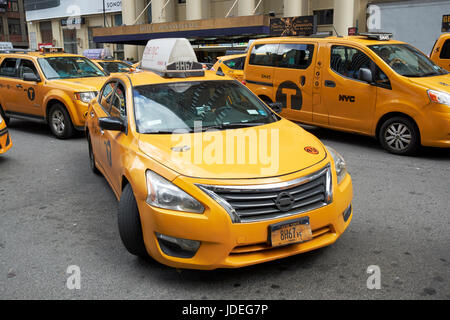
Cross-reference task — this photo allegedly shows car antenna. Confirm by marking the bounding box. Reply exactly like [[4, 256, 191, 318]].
[[333, 25, 342, 38]]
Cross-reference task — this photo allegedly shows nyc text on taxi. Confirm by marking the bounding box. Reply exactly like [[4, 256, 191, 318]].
[[244, 33, 450, 155], [0, 47, 108, 139], [86, 38, 353, 270]]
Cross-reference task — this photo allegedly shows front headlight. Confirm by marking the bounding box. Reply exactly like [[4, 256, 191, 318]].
[[75, 91, 97, 103], [428, 90, 450, 106], [326, 146, 348, 184], [146, 170, 204, 213]]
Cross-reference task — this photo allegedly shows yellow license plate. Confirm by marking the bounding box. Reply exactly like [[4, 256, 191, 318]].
[[269, 217, 313, 247]]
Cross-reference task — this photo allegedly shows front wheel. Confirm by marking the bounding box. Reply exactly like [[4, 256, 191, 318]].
[[379, 117, 420, 155], [48, 103, 74, 139], [118, 184, 149, 258]]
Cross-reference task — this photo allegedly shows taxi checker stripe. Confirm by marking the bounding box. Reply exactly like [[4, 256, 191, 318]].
[[0, 128, 8, 137]]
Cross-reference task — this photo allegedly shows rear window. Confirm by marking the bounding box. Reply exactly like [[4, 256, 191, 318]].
[[223, 56, 245, 70]]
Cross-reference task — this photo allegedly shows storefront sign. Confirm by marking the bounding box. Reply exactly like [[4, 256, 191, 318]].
[[270, 16, 317, 36], [442, 15, 450, 32]]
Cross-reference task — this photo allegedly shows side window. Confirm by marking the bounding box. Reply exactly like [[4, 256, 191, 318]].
[[100, 82, 116, 113], [249, 43, 279, 67], [110, 83, 126, 119], [331, 45, 391, 88], [331, 45, 372, 80], [277, 43, 315, 69], [439, 39, 450, 59], [19, 59, 39, 79], [0, 58, 18, 78], [224, 57, 245, 70]]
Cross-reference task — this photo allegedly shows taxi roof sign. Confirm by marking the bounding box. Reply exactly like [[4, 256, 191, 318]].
[[0, 42, 13, 51], [83, 48, 113, 60], [141, 38, 204, 77], [41, 47, 64, 53], [359, 32, 393, 41]]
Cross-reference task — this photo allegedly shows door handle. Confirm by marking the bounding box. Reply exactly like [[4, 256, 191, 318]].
[[324, 80, 336, 88], [16, 84, 23, 89], [90, 111, 95, 118], [100, 129, 104, 135]]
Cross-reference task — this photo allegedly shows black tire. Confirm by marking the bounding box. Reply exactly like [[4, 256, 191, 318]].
[[87, 132, 100, 175], [0, 106, 10, 126], [118, 184, 149, 258], [48, 103, 74, 139], [379, 116, 420, 156]]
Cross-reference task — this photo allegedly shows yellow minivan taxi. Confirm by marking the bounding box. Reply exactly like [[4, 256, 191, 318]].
[[0, 114, 12, 154], [211, 54, 246, 82], [244, 33, 450, 155], [0, 47, 108, 138], [85, 38, 353, 270], [430, 33, 450, 71]]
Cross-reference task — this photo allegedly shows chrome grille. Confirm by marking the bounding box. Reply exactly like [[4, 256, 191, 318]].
[[198, 165, 332, 223]]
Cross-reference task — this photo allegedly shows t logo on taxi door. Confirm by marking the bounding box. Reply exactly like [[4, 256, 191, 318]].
[[339, 95, 356, 103]]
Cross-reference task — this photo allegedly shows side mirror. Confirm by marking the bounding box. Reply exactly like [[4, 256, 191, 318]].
[[23, 72, 40, 82], [268, 102, 283, 114], [358, 68, 373, 83], [98, 117, 124, 132]]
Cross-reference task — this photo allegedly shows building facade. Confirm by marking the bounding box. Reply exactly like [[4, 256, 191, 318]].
[[0, 0, 28, 48]]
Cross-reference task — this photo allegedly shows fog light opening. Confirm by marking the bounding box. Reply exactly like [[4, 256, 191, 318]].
[[155, 232, 200, 259], [343, 204, 352, 222]]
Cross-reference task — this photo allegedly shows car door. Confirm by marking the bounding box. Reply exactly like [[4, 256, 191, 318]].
[[91, 81, 116, 173], [321, 44, 377, 134], [0, 57, 20, 114], [99, 81, 128, 194], [245, 43, 279, 102], [272, 42, 316, 123], [16, 58, 44, 117]]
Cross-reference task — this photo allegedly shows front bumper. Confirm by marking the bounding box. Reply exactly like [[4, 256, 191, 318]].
[[136, 162, 353, 270], [0, 127, 12, 154], [419, 104, 450, 148]]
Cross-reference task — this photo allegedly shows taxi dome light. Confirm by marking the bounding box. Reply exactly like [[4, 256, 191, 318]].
[[141, 38, 204, 78], [359, 32, 393, 41], [41, 47, 64, 53]]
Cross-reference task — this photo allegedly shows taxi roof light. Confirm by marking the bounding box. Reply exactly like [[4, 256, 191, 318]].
[[83, 48, 113, 60], [141, 38, 205, 78], [41, 47, 65, 53], [359, 32, 393, 41]]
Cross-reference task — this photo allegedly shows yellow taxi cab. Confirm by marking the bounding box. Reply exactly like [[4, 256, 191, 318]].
[[83, 49, 134, 74], [0, 47, 108, 139], [0, 114, 12, 154], [85, 38, 353, 270], [244, 33, 450, 155], [211, 54, 246, 82], [430, 33, 450, 71]]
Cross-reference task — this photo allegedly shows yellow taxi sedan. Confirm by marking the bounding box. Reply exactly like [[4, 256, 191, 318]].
[[211, 54, 246, 82], [0, 114, 12, 154], [85, 38, 353, 270]]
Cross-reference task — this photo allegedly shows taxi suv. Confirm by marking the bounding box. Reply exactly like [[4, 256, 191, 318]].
[[0, 48, 108, 139], [86, 38, 353, 270], [244, 33, 450, 155]]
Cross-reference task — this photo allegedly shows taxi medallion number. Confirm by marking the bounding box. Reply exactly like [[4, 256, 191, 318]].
[[269, 217, 313, 247]]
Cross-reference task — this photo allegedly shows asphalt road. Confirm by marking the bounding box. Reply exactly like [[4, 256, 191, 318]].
[[1, 119, 449, 300]]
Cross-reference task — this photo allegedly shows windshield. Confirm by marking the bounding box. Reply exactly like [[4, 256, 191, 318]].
[[38, 56, 106, 79], [133, 80, 279, 134], [369, 44, 447, 77], [98, 61, 132, 73]]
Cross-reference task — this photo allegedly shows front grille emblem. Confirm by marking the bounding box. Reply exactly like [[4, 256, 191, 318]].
[[275, 192, 295, 212]]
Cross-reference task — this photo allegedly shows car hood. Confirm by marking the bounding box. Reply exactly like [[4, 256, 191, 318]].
[[408, 74, 450, 92], [50, 77, 108, 92], [138, 119, 328, 180]]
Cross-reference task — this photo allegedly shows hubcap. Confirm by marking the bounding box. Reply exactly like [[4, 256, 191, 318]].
[[385, 123, 412, 151], [51, 110, 65, 134]]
